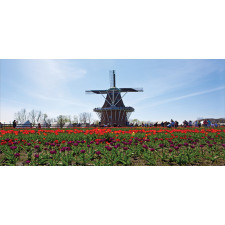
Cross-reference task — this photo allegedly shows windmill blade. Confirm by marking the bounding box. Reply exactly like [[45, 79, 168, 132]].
[[109, 70, 116, 88], [85, 90, 108, 94], [119, 88, 144, 92]]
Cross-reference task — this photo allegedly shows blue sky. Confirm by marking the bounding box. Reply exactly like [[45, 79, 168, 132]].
[[0, 59, 224, 123]]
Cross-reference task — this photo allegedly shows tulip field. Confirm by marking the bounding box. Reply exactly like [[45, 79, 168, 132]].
[[0, 127, 225, 166]]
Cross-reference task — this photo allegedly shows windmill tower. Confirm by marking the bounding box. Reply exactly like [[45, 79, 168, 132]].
[[86, 70, 143, 126]]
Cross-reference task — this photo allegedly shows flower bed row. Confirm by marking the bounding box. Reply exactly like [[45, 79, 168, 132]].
[[0, 127, 225, 166]]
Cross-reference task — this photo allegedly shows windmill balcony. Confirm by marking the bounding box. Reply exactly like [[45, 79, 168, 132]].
[[94, 107, 134, 112]]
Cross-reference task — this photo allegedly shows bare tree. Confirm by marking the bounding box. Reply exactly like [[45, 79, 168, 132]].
[[14, 112, 23, 124], [36, 110, 43, 123], [73, 115, 78, 124], [15, 108, 28, 123], [67, 115, 72, 124], [28, 110, 45, 125], [29, 109, 37, 125], [79, 112, 93, 124], [21, 108, 27, 123], [86, 113, 92, 124], [79, 113, 85, 124], [46, 117, 53, 127], [43, 113, 48, 123], [79, 113, 87, 124], [57, 115, 67, 128]]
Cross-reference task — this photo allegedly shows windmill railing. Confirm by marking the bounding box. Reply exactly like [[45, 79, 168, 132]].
[[94, 107, 134, 112]]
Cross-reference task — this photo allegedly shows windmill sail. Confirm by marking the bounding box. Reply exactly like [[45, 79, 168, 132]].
[[109, 70, 116, 88]]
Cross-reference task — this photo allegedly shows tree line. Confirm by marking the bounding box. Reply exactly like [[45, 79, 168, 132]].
[[13, 109, 153, 127], [14, 108, 99, 127]]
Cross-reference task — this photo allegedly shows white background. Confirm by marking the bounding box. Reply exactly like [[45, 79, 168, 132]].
[[0, 0, 225, 225]]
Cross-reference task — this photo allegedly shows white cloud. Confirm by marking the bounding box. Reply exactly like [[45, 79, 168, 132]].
[[141, 86, 225, 108], [23, 59, 86, 99], [32, 93, 90, 108], [126, 60, 225, 106], [17, 59, 91, 113]]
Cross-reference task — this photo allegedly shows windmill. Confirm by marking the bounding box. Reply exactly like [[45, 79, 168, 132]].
[[85, 70, 143, 126]]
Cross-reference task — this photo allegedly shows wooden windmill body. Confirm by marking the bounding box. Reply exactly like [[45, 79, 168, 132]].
[[86, 70, 143, 126]]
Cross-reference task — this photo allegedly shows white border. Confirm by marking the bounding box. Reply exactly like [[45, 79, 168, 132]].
[[0, 0, 225, 224]]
